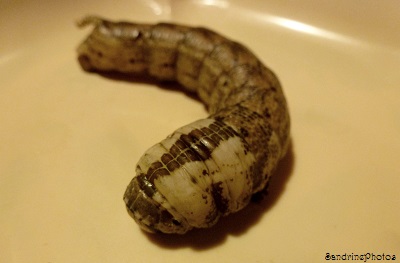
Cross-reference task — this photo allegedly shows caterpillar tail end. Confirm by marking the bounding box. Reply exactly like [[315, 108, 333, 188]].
[[76, 15, 104, 29]]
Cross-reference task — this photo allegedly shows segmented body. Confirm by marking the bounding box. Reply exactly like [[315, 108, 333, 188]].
[[76, 16, 290, 234]]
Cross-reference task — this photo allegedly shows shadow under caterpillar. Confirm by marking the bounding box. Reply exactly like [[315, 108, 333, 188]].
[[76, 16, 290, 234]]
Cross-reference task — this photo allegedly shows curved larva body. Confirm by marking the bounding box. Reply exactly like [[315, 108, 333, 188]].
[[76, 16, 290, 234]]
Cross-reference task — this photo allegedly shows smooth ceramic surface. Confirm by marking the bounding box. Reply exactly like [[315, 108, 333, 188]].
[[1, 0, 399, 262]]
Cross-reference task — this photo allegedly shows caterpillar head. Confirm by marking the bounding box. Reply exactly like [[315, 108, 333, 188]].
[[123, 174, 193, 234]]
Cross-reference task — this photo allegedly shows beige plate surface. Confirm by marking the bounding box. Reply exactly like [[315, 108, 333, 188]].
[[1, 0, 399, 262]]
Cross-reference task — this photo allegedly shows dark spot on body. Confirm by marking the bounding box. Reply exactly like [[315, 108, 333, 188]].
[[201, 127, 213, 135], [218, 130, 229, 140], [212, 182, 229, 214], [162, 62, 173, 68], [133, 30, 144, 40], [175, 139, 187, 150], [190, 177, 198, 184], [161, 153, 174, 164], [240, 127, 249, 137], [264, 109, 271, 118], [189, 129, 206, 139], [172, 219, 181, 226], [209, 123, 220, 131], [166, 160, 180, 171], [210, 133, 223, 144]]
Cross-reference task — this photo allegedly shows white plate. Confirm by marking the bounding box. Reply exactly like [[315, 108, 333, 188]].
[[1, 0, 399, 262]]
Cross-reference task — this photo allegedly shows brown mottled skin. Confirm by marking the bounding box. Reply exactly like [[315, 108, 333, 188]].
[[77, 16, 290, 234]]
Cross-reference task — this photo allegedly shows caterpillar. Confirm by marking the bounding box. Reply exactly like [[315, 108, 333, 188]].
[[76, 16, 290, 234]]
